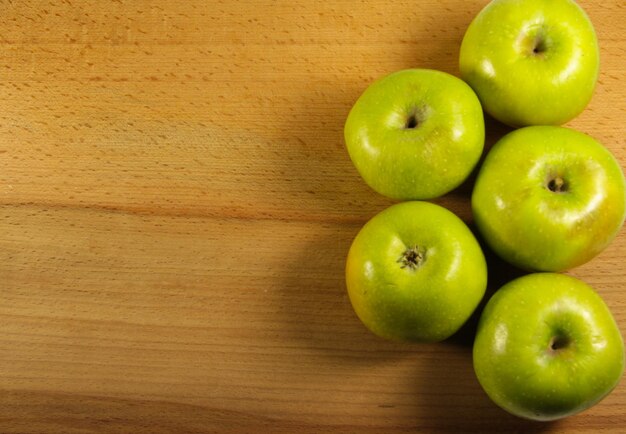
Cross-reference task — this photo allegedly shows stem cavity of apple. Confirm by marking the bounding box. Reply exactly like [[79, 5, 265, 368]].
[[547, 176, 568, 193], [403, 105, 429, 130], [548, 334, 571, 353], [517, 27, 549, 58], [398, 245, 427, 270], [532, 37, 547, 56], [405, 113, 419, 129]]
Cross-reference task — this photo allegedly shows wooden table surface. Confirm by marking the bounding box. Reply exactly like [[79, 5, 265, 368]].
[[1, 1, 625, 432]]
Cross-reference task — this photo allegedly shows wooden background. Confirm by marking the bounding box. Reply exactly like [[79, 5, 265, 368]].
[[1, 1, 624, 432]]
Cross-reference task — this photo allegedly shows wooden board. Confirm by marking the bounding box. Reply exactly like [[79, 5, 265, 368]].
[[1, 1, 625, 432]]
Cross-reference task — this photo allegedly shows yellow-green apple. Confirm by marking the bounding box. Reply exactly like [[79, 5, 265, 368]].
[[460, 0, 599, 127], [472, 126, 626, 271], [474, 273, 624, 421], [344, 69, 484, 200], [346, 201, 487, 342]]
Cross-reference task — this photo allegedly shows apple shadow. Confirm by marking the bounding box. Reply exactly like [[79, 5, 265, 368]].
[[444, 234, 528, 348], [433, 114, 514, 222], [440, 113, 521, 347], [414, 347, 561, 433]]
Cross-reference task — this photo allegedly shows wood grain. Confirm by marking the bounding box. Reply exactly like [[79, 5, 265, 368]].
[[1, 1, 625, 432]]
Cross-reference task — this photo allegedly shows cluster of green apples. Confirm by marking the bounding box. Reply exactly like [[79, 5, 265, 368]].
[[344, 0, 626, 422]]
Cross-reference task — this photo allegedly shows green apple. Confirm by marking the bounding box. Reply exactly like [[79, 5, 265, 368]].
[[346, 201, 487, 342], [344, 69, 484, 200], [474, 273, 624, 421], [472, 126, 626, 271], [460, 0, 599, 127]]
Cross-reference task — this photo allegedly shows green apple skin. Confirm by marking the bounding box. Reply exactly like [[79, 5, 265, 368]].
[[472, 126, 626, 272], [344, 69, 484, 200], [460, 0, 599, 127], [474, 273, 624, 421], [346, 201, 487, 342]]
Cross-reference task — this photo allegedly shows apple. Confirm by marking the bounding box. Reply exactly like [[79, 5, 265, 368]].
[[472, 126, 626, 271], [346, 201, 487, 342], [344, 69, 484, 200], [474, 273, 624, 421], [459, 0, 599, 127]]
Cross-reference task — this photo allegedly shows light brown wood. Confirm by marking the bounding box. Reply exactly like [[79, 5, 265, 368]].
[[1, 1, 625, 432]]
